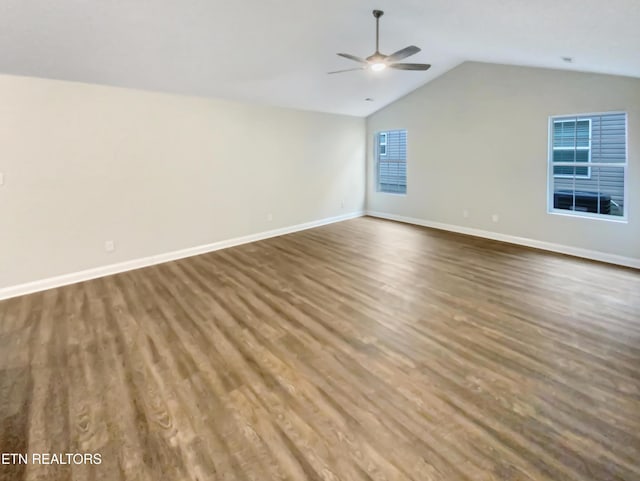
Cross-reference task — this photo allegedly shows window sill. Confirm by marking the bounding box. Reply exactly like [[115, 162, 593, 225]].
[[548, 209, 628, 224], [376, 191, 407, 196]]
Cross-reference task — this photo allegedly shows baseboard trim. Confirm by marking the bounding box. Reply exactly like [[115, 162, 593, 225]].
[[366, 211, 640, 269], [0, 211, 365, 301]]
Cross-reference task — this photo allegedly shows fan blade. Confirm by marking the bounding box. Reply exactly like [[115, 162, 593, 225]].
[[328, 67, 367, 74], [389, 63, 431, 71], [386, 45, 421, 62], [337, 53, 368, 64]]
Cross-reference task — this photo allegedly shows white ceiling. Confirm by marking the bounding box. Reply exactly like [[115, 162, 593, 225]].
[[0, 0, 638, 117]]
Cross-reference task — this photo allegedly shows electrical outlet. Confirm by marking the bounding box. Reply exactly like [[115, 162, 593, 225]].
[[267, 213, 273, 222], [463, 209, 469, 218], [0, 172, 4, 186], [341, 199, 345, 209], [105, 240, 115, 252], [492, 214, 499, 223]]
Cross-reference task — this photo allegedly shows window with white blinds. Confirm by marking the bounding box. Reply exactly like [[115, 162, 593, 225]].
[[376, 129, 407, 194], [548, 112, 627, 220]]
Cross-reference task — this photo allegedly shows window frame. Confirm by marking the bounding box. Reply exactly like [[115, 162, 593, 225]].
[[375, 129, 407, 195], [546, 111, 628, 223], [552, 118, 592, 179]]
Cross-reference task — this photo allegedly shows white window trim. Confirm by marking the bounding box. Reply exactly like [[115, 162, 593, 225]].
[[552, 118, 592, 179], [546, 112, 628, 223]]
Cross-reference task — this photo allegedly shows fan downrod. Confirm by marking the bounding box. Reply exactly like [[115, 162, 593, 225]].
[[372, 10, 384, 53]]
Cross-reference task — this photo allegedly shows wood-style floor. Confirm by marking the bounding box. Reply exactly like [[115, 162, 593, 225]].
[[1, 217, 639, 481]]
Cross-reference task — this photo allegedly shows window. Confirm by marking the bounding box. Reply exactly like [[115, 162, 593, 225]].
[[379, 132, 387, 156], [548, 112, 627, 219], [553, 119, 591, 178], [376, 129, 407, 194]]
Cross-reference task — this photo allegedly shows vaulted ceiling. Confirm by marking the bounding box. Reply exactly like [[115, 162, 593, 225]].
[[1, 0, 638, 116]]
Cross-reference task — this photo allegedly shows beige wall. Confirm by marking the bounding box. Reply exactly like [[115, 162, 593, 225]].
[[367, 62, 640, 262], [0, 74, 365, 288]]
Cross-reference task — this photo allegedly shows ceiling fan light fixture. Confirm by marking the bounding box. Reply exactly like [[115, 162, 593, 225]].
[[329, 10, 430, 75]]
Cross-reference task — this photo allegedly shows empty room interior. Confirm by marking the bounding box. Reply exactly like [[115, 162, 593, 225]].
[[1, 1, 639, 480]]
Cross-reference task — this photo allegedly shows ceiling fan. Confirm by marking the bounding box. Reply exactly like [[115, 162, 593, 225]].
[[329, 10, 431, 75]]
